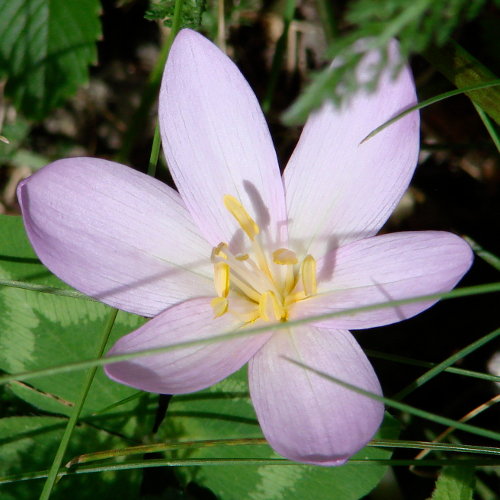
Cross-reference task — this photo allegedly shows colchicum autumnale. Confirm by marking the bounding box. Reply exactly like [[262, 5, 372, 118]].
[[17, 30, 473, 465]]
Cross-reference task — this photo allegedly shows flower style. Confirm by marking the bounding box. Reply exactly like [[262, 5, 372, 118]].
[[17, 29, 473, 466]]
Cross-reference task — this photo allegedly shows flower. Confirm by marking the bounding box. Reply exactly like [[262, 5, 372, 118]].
[[17, 29, 473, 466]]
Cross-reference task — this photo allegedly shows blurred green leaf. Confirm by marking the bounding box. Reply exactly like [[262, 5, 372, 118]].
[[0, 416, 141, 499], [163, 368, 400, 500], [0, 0, 101, 120], [283, 0, 495, 125], [0, 117, 30, 163]]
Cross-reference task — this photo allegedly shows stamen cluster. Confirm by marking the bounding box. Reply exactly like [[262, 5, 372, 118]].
[[210, 195, 317, 323]]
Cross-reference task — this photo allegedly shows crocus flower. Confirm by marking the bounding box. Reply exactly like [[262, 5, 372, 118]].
[[17, 29, 472, 466]]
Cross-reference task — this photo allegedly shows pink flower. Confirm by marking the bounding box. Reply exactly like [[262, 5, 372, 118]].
[[17, 29, 472, 466]]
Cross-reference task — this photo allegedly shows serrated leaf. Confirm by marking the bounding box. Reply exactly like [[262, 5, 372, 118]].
[[0, 416, 141, 499], [145, 0, 206, 29], [163, 368, 400, 500], [431, 465, 475, 500], [0, 0, 101, 120]]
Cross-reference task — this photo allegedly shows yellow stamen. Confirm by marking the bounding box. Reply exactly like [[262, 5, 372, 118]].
[[211, 242, 228, 262], [252, 239, 274, 281], [211, 297, 228, 318], [214, 262, 230, 297], [230, 274, 262, 302], [258, 291, 285, 321], [225, 296, 261, 324], [224, 195, 259, 240], [301, 255, 317, 297], [285, 291, 305, 308], [212, 197, 319, 324], [272, 248, 298, 265]]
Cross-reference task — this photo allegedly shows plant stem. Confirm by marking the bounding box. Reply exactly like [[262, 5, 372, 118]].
[[147, 125, 162, 177], [1, 282, 498, 389], [262, 0, 296, 113], [117, 0, 186, 164], [472, 102, 500, 152], [392, 327, 500, 400], [39, 309, 118, 500], [314, 0, 337, 42], [0, 279, 94, 300]]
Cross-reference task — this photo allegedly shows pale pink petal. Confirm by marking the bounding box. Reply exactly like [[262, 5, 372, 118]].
[[293, 231, 473, 329], [105, 298, 271, 394], [17, 158, 214, 317], [284, 40, 419, 257], [160, 29, 287, 250], [248, 326, 383, 465]]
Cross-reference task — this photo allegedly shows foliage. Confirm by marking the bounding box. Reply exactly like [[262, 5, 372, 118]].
[[0, 0, 496, 123], [431, 466, 475, 500], [0, 215, 397, 498], [0, 0, 101, 121], [0, 0, 499, 498], [165, 369, 400, 500], [283, 0, 499, 123]]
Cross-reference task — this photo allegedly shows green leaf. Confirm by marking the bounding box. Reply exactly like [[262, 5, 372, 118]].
[[0, 215, 149, 436], [431, 465, 475, 500], [163, 368, 399, 500], [0, 0, 101, 120], [0, 416, 141, 499]]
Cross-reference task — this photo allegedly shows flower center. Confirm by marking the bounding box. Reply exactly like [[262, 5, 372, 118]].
[[210, 195, 317, 324]]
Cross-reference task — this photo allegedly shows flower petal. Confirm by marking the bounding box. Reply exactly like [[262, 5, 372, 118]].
[[159, 29, 287, 249], [248, 326, 384, 465], [17, 158, 214, 317], [105, 298, 271, 394], [294, 231, 473, 329], [284, 40, 419, 257]]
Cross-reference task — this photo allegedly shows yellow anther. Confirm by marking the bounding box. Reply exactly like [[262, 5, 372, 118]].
[[258, 291, 285, 322], [235, 253, 249, 261], [211, 242, 228, 262], [273, 248, 298, 265], [301, 255, 317, 297], [211, 297, 228, 318], [224, 195, 260, 240], [214, 262, 230, 297], [273, 248, 298, 296]]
